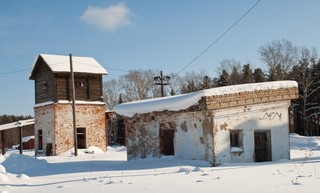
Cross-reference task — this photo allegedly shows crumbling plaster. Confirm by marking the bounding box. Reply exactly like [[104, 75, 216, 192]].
[[212, 100, 291, 165], [125, 111, 214, 162]]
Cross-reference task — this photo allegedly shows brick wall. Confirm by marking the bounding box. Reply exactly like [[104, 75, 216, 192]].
[[35, 103, 107, 155], [34, 104, 55, 154], [54, 103, 107, 155], [200, 87, 298, 110]]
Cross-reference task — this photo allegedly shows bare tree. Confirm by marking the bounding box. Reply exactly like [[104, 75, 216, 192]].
[[218, 59, 242, 75], [120, 70, 154, 102], [179, 71, 208, 94], [103, 79, 121, 110], [290, 47, 319, 135], [168, 73, 183, 96], [259, 39, 298, 80]]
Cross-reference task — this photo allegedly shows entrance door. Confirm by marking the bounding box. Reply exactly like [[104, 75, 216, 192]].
[[77, 128, 86, 149], [38, 130, 43, 150], [161, 129, 174, 155], [254, 131, 271, 162]]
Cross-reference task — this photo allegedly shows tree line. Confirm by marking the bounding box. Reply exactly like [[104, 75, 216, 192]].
[[0, 114, 33, 125], [103, 39, 320, 136]]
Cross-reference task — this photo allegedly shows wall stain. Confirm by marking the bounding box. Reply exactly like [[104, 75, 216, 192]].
[[180, 121, 188, 132], [220, 122, 228, 130], [202, 118, 213, 137]]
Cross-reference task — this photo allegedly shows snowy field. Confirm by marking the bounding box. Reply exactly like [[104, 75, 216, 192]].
[[1, 134, 320, 193]]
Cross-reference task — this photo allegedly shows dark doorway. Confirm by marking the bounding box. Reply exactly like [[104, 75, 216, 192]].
[[77, 127, 86, 149], [160, 129, 174, 155], [38, 130, 43, 150], [254, 130, 271, 162]]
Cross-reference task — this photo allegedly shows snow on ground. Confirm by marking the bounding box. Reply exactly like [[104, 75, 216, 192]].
[[1, 134, 320, 193]]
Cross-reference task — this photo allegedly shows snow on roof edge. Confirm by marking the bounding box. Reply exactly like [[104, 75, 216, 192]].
[[34, 100, 105, 108], [0, 119, 34, 131], [30, 54, 108, 79], [114, 80, 298, 117]]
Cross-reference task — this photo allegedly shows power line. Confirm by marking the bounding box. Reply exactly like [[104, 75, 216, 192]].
[[105, 66, 129, 72], [0, 68, 31, 75], [0, 64, 129, 76], [0, 1, 261, 77], [177, 0, 261, 74]]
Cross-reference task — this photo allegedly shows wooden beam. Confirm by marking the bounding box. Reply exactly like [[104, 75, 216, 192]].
[[19, 124, 23, 154], [1, 130, 6, 155]]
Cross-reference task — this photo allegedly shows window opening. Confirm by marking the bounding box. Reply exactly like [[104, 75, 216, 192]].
[[77, 127, 86, 149], [230, 130, 242, 147]]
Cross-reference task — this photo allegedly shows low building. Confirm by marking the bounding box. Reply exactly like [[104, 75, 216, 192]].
[[114, 81, 298, 165], [0, 119, 34, 154], [29, 54, 108, 155]]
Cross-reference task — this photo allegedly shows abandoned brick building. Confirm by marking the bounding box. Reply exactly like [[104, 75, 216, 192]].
[[29, 54, 108, 155], [114, 81, 299, 166]]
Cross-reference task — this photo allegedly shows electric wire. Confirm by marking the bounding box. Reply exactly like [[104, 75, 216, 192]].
[[177, 0, 261, 74], [0, 68, 31, 75], [0, 61, 128, 76], [0, 1, 261, 77]]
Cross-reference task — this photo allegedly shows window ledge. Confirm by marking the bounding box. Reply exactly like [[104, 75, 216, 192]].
[[230, 147, 243, 153]]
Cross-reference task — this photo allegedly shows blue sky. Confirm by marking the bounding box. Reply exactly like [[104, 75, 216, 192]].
[[0, 0, 319, 116]]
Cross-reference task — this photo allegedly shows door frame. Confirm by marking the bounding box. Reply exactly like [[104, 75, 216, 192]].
[[76, 127, 86, 149], [159, 128, 175, 156], [254, 130, 272, 162]]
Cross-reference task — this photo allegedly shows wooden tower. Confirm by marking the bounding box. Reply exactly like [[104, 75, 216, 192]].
[[29, 54, 108, 155]]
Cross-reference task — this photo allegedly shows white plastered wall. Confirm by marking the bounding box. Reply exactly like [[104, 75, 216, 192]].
[[173, 112, 214, 162], [212, 100, 291, 165]]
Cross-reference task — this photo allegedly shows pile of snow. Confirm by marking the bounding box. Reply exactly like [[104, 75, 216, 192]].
[[114, 80, 297, 117], [58, 146, 105, 156], [1, 153, 48, 175], [290, 133, 320, 150]]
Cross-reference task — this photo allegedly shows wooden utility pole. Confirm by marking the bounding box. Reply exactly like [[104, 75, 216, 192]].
[[18, 122, 23, 154], [69, 54, 78, 156], [1, 131, 6, 155], [153, 71, 170, 97]]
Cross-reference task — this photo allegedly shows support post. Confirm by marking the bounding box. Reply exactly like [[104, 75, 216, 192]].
[[160, 70, 164, 97], [1, 131, 6, 155], [19, 122, 23, 154], [69, 54, 78, 156]]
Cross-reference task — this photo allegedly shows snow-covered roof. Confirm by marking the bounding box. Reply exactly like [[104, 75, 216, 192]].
[[29, 54, 107, 79], [22, 136, 35, 143], [114, 81, 298, 117], [0, 119, 34, 131]]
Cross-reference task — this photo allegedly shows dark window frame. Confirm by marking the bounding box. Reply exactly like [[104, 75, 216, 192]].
[[230, 130, 243, 148]]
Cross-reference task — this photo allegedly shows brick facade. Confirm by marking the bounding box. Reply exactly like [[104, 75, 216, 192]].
[[35, 102, 107, 155]]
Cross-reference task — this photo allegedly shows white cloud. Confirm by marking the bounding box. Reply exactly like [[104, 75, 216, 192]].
[[81, 3, 131, 31]]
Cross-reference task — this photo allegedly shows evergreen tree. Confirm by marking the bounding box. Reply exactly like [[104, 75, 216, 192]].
[[289, 47, 320, 136], [217, 69, 229, 87], [181, 80, 198, 94], [241, 64, 255, 84], [253, 68, 266, 82], [116, 94, 125, 145], [0, 114, 33, 125], [169, 88, 176, 96], [229, 66, 241, 85]]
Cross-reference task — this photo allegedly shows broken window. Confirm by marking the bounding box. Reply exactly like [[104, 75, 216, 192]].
[[230, 130, 242, 147], [77, 127, 86, 149], [42, 81, 48, 90], [38, 130, 43, 150]]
